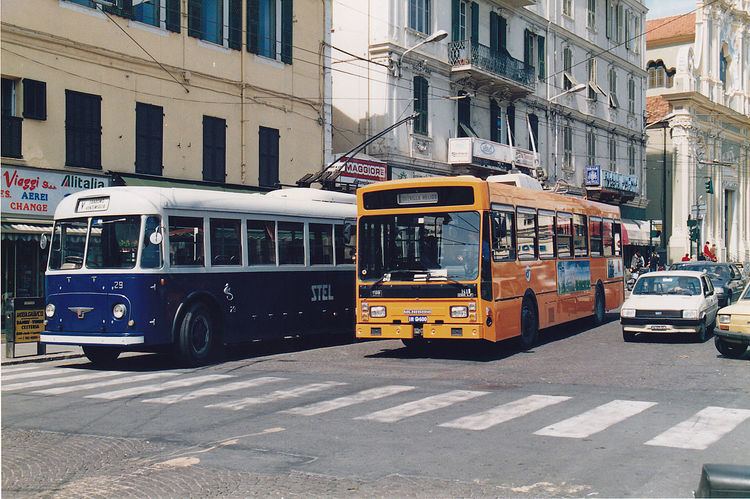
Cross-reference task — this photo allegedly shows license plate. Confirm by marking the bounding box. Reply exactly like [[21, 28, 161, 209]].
[[409, 316, 428, 323], [650, 325, 668, 331]]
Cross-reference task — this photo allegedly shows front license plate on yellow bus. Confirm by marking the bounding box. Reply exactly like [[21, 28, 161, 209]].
[[409, 316, 428, 323]]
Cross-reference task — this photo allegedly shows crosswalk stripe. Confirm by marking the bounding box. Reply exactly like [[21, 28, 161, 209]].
[[283, 385, 416, 416], [534, 400, 657, 438], [142, 377, 287, 405], [2, 365, 46, 374], [355, 390, 488, 423], [645, 406, 750, 450], [439, 394, 572, 431], [206, 381, 347, 411], [33, 372, 181, 395], [2, 371, 127, 391], [85, 374, 233, 400], [2, 369, 82, 382]]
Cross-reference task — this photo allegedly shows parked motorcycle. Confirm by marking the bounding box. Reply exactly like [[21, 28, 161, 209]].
[[626, 267, 648, 291]]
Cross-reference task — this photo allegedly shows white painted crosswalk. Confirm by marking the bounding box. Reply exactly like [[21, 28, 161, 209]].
[[3, 365, 749, 452]]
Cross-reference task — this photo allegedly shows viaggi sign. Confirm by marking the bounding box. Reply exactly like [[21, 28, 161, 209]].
[[1, 165, 110, 219]]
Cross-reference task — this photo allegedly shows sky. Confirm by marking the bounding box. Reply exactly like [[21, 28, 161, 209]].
[[644, 0, 694, 19]]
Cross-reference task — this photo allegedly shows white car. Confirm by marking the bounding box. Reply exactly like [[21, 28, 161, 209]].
[[620, 271, 720, 342]]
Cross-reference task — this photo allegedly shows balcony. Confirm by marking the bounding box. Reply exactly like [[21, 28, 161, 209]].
[[1, 116, 22, 159], [448, 40, 535, 97], [448, 137, 540, 177]]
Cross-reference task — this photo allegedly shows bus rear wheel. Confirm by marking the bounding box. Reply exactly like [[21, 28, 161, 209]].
[[519, 297, 538, 350], [83, 346, 120, 366], [175, 302, 216, 367]]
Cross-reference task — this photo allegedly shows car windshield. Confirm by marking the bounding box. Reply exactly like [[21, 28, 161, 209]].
[[679, 264, 730, 280], [742, 286, 750, 300], [358, 211, 480, 282], [632, 275, 702, 296]]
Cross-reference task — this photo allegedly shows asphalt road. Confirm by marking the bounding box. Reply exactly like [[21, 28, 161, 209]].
[[2, 314, 749, 497]]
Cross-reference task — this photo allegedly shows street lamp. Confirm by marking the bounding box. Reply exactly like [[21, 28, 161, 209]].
[[394, 30, 449, 77], [549, 83, 587, 102]]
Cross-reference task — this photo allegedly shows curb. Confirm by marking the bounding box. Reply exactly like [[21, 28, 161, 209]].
[[2, 353, 86, 366]]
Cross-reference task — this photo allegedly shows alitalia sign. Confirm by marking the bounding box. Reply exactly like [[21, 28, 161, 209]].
[[1, 165, 110, 218]]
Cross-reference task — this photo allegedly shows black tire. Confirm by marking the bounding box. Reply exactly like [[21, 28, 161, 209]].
[[593, 286, 605, 326], [696, 320, 709, 343], [622, 330, 636, 342], [175, 302, 216, 366], [519, 296, 539, 349], [83, 346, 120, 366], [401, 338, 427, 352], [714, 336, 748, 359]]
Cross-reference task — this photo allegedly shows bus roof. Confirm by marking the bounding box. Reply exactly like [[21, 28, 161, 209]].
[[54, 186, 357, 220]]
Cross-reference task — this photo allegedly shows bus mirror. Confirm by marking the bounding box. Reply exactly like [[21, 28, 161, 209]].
[[40, 233, 48, 250], [149, 228, 164, 245], [343, 223, 353, 240]]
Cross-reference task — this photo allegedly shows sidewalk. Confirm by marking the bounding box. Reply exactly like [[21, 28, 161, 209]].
[[1, 338, 84, 366]]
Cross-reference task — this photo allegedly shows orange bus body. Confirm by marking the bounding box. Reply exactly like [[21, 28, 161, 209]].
[[355, 176, 624, 344]]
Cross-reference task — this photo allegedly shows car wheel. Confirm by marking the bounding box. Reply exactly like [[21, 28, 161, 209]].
[[175, 301, 216, 367], [696, 321, 709, 343], [622, 329, 636, 342], [83, 346, 120, 366], [714, 336, 748, 359], [519, 297, 539, 350]]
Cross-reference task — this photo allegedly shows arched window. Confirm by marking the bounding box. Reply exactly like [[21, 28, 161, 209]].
[[646, 61, 674, 89]]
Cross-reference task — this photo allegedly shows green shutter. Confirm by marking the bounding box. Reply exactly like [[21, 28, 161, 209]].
[[228, 0, 242, 49], [451, 0, 460, 41], [499, 15, 507, 52], [605, 0, 610, 39], [470, 2, 479, 46], [188, 0, 202, 38], [490, 99, 499, 142], [281, 0, 293, 64], [166, 0, 180, 33], [247, 0, 259, 54], [490, 12, 498, 53], [537, 35, 545, 79]]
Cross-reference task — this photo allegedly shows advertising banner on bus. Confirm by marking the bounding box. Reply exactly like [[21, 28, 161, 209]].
[[557, 260, 591, 295]]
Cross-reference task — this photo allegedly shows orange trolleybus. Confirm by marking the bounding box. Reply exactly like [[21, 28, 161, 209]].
[[355, 175, 624, 348]]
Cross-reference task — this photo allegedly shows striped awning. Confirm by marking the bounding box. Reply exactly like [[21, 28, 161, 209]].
[[621, 219, 650, 246], [1, 222, 52, 241]]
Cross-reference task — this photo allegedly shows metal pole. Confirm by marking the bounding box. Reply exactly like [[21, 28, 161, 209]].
[[662, 125, 667, 253]]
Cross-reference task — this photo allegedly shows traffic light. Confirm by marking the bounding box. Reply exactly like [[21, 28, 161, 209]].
[[704, 177, 714, 194], [689, 226, 699, 241]]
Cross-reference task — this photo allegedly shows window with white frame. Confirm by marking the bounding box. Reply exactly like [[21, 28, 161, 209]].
[[563, 124, 573, 168], [628, 76, 635, 114], [409, 0, 430, 34], [563, 46, 575, 90], [587, 0, 596, 29], [628, 140, 635, 175], [563, 0, 572, 16], [587, 128, 596, 166], [609, 135, 617, 169], [634, 15, 641, 53], [459, 0, 468, 40], [588, 57, 605, 100], [625, 9, 631, 49], [608, 66, 619, 108]]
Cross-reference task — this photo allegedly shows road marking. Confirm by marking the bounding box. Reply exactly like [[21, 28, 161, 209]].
[[86, 374, 233, 400], [2, 371, 127, 391], [206, 382, 347, 411], [645, 406, 750, 450], [534, 400, 657, 438], [142, 377, 287, 405], [33, 372, 182, 395], [355, 390, 488, 423], [2, 365, 47, 374], [2, 369, 83, 382], [283, 385, 416, 416], [439, 395, 572, 431]]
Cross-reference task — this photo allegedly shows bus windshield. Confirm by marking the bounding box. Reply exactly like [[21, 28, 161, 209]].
[[358, 211, 480, 282], [86, 216, 141, 269], [49, 218, 88, 270]]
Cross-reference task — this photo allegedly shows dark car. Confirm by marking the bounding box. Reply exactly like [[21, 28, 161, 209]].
[[668, 262, 747, 307]]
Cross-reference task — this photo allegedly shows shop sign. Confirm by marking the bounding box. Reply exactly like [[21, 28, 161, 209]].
[[390, 167, 440, 180], [585, 165, 638, 193], [335, 157, 387, 185], [13, 297, 44, 343], [1, 165, 110, 219]]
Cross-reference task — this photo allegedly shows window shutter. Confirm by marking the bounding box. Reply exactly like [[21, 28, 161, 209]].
[[247, 0, 260, 54], [451, 0, 460, 41], [490, 99, 499, 142], [537, 35, 545, 79], [523, 29, 532, 66], [605, 1, 611, 39], [93, 95, 102, 169], [22, 79, 46, 120], [166, 0, 180, 32], [229, 0, 242, 49], [499, 15, 507, 52], [281, 0, 293, 64], [188, 0, 202, 38], [489, 12, 498, 53], [470, 2, 479, 46], [506, 104, 515, 146]]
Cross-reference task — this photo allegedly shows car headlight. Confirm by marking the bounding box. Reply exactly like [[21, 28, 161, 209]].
[[621, 308, 636, 318], [45, 303, 55, 318], [718, 314, 731, 324], [450, 306, 469, 318], [682, 309, 699, 319], [112, 303, 128, 320], [369, 306, 387, 318]]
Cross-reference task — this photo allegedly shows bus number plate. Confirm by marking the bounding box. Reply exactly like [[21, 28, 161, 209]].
[[409, 316, 428, 323]]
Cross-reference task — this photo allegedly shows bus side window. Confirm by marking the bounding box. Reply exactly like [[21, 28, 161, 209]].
[[247, 220, 276, 265], [278, 221, 304, 265], [613, 221, 622, 256], [573, 214, 588, 257], [210, 218, 242, 266], [335, 223, 356, 265], [556, 213, 573, 258], [589, 217, 603, 257], [538, 210, 555, 259], [141, 216, 163, 269], [517, 207, 538, 261], [491, 209, 515, 261], [309, 223, 334, 265], [169, 216, 205, 267], [603, 219, 614, 257]]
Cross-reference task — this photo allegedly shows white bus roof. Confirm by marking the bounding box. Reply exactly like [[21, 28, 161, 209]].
[[54, 186, 357, 220]]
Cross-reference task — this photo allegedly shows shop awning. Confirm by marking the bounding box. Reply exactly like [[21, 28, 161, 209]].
[[621, 219, 650, 246], [1, 222, 52, 241]]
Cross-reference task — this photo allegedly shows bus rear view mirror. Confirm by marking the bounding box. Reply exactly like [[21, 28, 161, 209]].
[[149, 228, 164, 245], [40, 233, 48, 250]]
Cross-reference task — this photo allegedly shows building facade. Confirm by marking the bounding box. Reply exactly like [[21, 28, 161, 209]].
[[1, 0, 331, 327], [331, 0, 648, 215], [645, 2, 750, 264]]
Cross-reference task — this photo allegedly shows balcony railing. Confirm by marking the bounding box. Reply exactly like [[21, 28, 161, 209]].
[[1, 116, 22, 159], [448, 40, 535, 89]]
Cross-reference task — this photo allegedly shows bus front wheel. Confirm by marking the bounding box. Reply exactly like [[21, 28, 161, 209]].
[[519, 297, 538, 350], [175, 302, 216, 366], [83, 346, 120, 366]]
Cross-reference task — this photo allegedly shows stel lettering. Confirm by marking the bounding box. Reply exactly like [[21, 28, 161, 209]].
[[311, 284, 335, 302]]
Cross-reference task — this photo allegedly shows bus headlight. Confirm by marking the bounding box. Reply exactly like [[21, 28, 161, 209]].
[[370, 306, 387, 318], [450, 306, 469, 318], [45, 303, 55, 318], [112, 303, 128, 320], [682, 309, 699, 319], [718, 314, 731, 324], [620, 308, 635, 318]]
